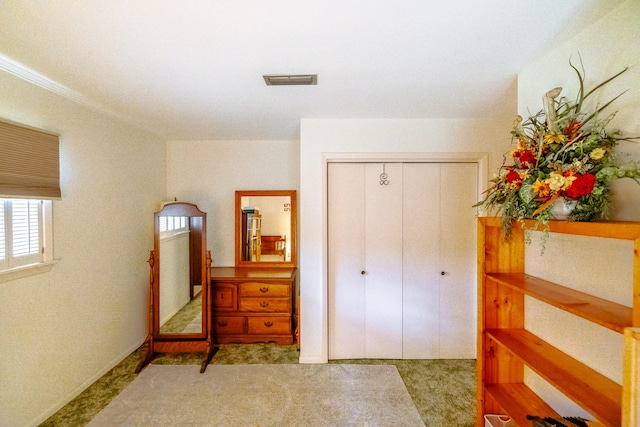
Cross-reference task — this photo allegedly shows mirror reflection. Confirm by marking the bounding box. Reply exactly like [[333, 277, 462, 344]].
[[137, 201, 214, 374], [240, 195, 291, 262], [152, 202, 208, 339], [158, 214, 203, 334], [235, 190, 297, 268]]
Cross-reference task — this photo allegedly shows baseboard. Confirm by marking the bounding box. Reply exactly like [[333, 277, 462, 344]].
[[29, 336, 147, 427], [298, 355, 328, 364]]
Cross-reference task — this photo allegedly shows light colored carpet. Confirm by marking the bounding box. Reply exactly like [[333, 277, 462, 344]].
[[87, 363, 424, 426], [182, 312, 202, 333]]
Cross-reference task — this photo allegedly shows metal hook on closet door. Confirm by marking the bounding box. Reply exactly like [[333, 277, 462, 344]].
[[379, 164, 389, 185]]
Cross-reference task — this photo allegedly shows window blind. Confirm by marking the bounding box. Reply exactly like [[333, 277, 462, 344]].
[[0, 199, 43, 269], [12, 199, 41, 258], [0, 120, 61, 199]]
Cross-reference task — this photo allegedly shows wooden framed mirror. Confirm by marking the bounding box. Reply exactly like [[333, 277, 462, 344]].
[[235, 190, 297, 268], [137, 202, 216, 373]]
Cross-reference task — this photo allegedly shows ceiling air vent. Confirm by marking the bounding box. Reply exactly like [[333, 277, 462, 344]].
[[263, 74, 317, 86]]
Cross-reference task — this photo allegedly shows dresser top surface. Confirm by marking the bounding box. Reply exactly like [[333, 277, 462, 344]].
[[210, 266, 296, 280]]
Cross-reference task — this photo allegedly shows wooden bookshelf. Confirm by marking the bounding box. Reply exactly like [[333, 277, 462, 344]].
[[477, 217, 640, 427], [489, 328, 621, 426], [486, 273, 632, 333], [485, 384, 560, 426]]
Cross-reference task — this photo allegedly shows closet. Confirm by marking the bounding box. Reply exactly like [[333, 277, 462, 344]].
[[328, 162, 477, 359]]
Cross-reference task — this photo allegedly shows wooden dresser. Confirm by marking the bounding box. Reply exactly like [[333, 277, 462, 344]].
[[210, 266, 297, 345]]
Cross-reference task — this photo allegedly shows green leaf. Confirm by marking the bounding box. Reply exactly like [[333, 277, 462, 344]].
[[519, 182, 535, 203]]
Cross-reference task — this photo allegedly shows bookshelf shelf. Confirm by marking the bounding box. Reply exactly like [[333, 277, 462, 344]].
[[477, 217, 640, 427]]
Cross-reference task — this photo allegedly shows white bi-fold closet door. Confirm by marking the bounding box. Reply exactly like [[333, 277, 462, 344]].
[[328, 162, 477, 360]]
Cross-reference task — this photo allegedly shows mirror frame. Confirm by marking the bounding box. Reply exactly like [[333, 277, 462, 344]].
[[153, 202, 209, 340], [235, 190, 297, 268]]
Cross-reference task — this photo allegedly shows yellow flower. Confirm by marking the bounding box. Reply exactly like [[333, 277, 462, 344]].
[[544, 133, 566, 144], [546, 172, 576, 191], [590, 148, 606, 160], [532, 180, 551, 197]]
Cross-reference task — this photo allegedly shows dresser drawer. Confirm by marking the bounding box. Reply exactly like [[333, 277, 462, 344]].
[[213, 316, 245, 334], [213, 284, 237, 311], [239, 298, 290, 313], [210, 267, 296, 345], [239, 282, 290, 297], [247, 317, 291, 335]]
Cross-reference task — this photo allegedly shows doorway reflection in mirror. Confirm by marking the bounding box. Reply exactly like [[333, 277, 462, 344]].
[[158, 215, 203, 334], [240, 196, 291, 262]]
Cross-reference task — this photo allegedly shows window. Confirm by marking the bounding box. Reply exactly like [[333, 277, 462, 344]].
[[159, 216, 189, 238], [0, 120, 59, 280], [0, 199, 45, 270]]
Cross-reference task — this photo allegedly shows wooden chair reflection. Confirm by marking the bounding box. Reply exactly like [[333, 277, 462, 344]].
[[260, 235, 286, 260]]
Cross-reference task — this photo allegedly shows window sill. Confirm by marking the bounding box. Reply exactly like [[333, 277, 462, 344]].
[[0, 260, 58, 283], [160, 229, 190, 241]]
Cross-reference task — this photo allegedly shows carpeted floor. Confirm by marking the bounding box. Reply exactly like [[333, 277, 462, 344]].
[[159, 293, 203, 334], [87, 364, 424, 426], [40, 343, 476, 427]]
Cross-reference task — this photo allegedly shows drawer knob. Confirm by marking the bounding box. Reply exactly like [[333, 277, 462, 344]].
[[217, 320, 228, 327], [264, 321, 274, 327], [260, 286, 269, 293], [260, 301, 270, 307]]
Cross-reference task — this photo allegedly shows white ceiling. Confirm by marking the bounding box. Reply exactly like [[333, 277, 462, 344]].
[[0, 0, 620, 140]]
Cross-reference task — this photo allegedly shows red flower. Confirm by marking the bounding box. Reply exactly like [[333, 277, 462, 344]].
[[506, 170, 522, 187], [565, 173, 596, 199], [519, 150, 535, 166]]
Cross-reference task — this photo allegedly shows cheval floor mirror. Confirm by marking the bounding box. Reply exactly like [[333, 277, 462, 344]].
[[136, 202, 216, 373]]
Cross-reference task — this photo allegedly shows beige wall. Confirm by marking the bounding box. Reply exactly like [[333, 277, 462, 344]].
[[0, 71, 166, 426], [518, 0, 640, 222], [518, 0, 639, 417], [297, 115, 516, 363], [166, 140, 300, 267]]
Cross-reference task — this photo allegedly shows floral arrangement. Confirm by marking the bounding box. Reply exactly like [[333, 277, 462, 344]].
[[476, 60, 640, 238]]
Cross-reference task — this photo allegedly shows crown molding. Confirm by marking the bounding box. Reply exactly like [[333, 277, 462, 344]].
[[0, 53, 162, 137], [0, 53, 90, 106]]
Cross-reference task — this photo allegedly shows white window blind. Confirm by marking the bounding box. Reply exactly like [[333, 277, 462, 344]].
[[12, 200, 40, 257], [0, 199, 43, 269], [159, 216, 188, 237]]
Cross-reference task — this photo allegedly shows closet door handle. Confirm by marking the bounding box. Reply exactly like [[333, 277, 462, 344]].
[[361, 270, 366, 275]]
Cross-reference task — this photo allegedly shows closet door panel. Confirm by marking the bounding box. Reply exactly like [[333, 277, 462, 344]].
[[364, 163, 403, 359], [402, 163, 441, 358], [328, 161, 479, 360], [438, 163, 478, 358], [328, 163, 366, 359]]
